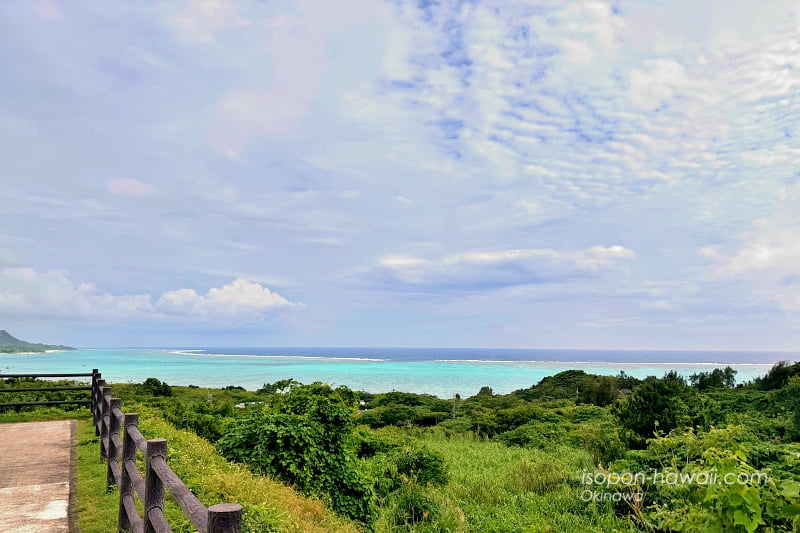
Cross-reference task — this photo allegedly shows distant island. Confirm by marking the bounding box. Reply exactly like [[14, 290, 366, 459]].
[[0, 330, 75, 354]]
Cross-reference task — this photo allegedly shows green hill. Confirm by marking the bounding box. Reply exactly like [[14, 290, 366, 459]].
[[0, 330, 74, 353]]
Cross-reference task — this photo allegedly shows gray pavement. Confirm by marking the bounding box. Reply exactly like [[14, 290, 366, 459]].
[[0, 420, 76, 533]]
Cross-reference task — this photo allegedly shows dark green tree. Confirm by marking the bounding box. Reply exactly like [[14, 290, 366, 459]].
[[689, 366, 736, 390], [579, 375, 619, 406], [141, 377, 172, 397], [612, 371, 692, 446], [754, 361, 800, 390]]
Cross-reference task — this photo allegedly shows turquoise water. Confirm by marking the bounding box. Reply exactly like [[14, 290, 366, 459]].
[[0, 348, 786, 398]]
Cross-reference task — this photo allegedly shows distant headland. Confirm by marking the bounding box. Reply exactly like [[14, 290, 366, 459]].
[[0, 330, 75, 354]]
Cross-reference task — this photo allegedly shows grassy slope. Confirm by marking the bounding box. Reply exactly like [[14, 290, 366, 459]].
[[135, 408, 359, 533]]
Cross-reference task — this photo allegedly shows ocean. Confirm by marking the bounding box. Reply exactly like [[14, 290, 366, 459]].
[[1, 347, 796, 398]]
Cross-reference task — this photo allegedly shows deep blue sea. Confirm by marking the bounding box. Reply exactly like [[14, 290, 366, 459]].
[[2, 347, 796, 398]]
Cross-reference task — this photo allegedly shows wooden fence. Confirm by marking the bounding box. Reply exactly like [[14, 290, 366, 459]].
[[92, 370, 243, 533], [1, 370, 242, 532], [0, 371, 93, 408]]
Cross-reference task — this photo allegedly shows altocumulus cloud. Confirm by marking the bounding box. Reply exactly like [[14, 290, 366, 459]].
[[371, 245, 635, 289], [0, 268, 299, 322]]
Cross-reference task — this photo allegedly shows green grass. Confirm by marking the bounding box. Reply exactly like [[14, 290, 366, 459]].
[[75, 417, 120, 533], [0, 405, 90, 424], [370, 428, 641, 533]]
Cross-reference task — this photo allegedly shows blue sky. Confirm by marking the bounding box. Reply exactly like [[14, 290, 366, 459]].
[[2, 0, 800, 351]]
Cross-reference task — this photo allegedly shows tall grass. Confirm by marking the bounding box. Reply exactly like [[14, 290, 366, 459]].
[[372, 428, 640, 533]]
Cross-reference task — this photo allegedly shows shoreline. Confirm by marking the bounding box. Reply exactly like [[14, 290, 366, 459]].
[[0, 349, 69, 355]]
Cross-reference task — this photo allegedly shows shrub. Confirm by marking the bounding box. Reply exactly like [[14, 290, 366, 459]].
[[355, 426, 411, 458], [142, 377, 172, 397], [393, 446, 448, 487], [362, 442, 448, 502], [392, 483, 440, 526], [378, 404, 417, 427], [642, 427, 800, 532], [218, 383, 377, 525]]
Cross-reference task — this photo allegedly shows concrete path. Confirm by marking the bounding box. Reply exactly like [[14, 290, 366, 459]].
[[0, 420, 76, 533]]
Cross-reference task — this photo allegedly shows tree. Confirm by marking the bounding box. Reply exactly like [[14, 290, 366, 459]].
[[580, 375, 619, 406], [754, 361, 800, 390], [141, 377, 172, 397], [612, 371, 692, 446], [689, 366, 736, 390]]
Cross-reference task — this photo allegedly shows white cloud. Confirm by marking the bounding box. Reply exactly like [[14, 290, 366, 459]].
[[165, 0, 250, 43], [0, 111, 39, 137], [158, 278, 299, 316], [206, 0, 392, 157], [0, 268, 300, 322], [206, 12, 326, 157], [32, 1, 61, 21], [107, 179, 156, 197], [697, 247, 721, 260], [640, 299, 674, 310], [708, 184, 800, 310], [0, 249, 22, 268], [0, 267, 155, 320], [305, 237, 342, 246], [628, 59, 688, 110], [371, 245, 635, 289]]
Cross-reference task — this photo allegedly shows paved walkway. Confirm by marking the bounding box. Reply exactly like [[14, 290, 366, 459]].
[[0, 420, 76, 533]]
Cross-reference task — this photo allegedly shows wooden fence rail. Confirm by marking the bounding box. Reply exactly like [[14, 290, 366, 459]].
[[0, 371, 94, 408], [1, 370, 242, 532], [91, 370, 243, 533]]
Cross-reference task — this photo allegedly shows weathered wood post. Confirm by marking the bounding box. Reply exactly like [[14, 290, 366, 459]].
[[94, 377, 105, 437], [118, 413, 139, 532], [106, 398, 122, 489], [144, 439, 167, 533], [100, 386, 112, 460], [208, 503, 243, 533], [91, 369, 99, 434]]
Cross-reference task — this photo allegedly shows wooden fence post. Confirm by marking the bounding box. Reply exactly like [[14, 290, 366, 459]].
[[94, 377, 105, 437], [208, 504, 243, 533], [106, 398, 121, 489], [118, 413, 138, 533], [100, 386, 112, 460], [144, 439, 167, 533], [91, 369, 99, 434]]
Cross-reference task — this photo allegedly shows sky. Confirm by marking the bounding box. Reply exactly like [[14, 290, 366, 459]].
[[1, 0, 800, 351]]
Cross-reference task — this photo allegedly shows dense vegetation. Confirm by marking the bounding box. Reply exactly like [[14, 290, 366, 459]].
[[2, 362, 800, 532]]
